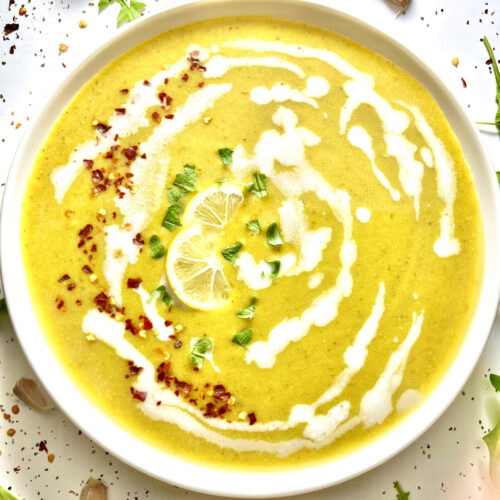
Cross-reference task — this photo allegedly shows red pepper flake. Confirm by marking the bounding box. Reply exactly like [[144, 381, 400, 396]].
[[67, 283, 76, 291], [173, 340, 182, 349], [165, 114, 174, 120], [127, 361, 143, 377], [9, 45, 16, 54], [213, 384, 231, 402], [143, 80, 151, 86], [91, 244, 97, 252], [125, 319, 139, 336], [57, 299, 65, 310], [115, 108, 126, 115], [37, 441, 48, 453], [76, 300, 82, 306], [204, 402, 218, 418], [78, 224, 93, 238], [92, 184, 107, 196], [156, 361, 171, 382], [182, 73, 189, 81], [122, 146, 137, 160], [142, 316, 153, 330], [461, 77, 467, 88], [94, 292, 109, 311], [158, 92, 167, 105], [130, 387, 147, 401], [199, 66, 206, 72], [96, 123, 111, 134], [120, 88, 129, 94], [13, 466, 20, 472], [248, 412, 257, 425], [198, 82, 205, 88], [133, 233, 145, 245], [175, 379, 192, 395], [82, 265, 93, 274], [58, 274, 70, 282], [4, 23, 19, 35], [83, 159, 94, 169], [152, 111, 161, 124], [164, 320, 172, 327], [164, 78, 169, 85], [91, 169, 104, 183], [127, 277, 142, 289]]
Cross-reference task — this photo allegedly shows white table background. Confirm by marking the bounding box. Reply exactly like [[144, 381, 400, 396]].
[[0, 1, 499, 498]]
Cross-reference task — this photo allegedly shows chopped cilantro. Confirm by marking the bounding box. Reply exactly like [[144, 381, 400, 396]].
[[221, 241, 243, 264], [0, 485, 18, 500], [264, 260, 280, 280], [245, 173, 268, 198], [174, 164, 197, 194], [218, 148, 234, 165], [149, 234, 165, 259], [162, 204, 183, 231], [232, 328, 252, 349], [167, 187, 182, 203], [266, 222, 283, 246], [190, 338, 212, 369], [98, 0, 145, 26], [147, 285, 172, 307], [393, 481, 410, 500], [236, 297, 257, 320], [490, 373, 500, 392], [246, 219, 261, 234]]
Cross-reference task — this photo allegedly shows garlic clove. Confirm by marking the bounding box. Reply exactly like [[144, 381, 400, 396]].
[[13, 378, 48, 411], [80, 478, 107, 500]]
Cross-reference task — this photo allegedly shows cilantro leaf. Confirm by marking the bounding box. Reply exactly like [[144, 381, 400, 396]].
[[0, 485, 18, 500], [232, 328, 252, 349], [246, 219, 261, 234], [162, 204, 183, 231], [147, 285, 172, 307], [218, 148, 234, 165], [221, 241, 243, 264], [264, 260, 280, 280], [236, 297, 257, 320], [99, 0, 145, 26], [266, 222, 283, 246], [245, 173, 268, 198], [190, 338, 213, 369], [393, 481, 410, 500], [481, 36, 500, 134], [167, 187, 182, 203], [174, 164, 197, 194], [491, 373, 500, 392], [149, 234, 165, 259]]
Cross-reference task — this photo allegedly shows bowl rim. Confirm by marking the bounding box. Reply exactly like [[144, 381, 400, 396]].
[[2, 0, 500, 497]]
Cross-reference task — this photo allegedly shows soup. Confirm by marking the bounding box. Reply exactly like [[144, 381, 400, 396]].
[[21, 16, 482, 470]]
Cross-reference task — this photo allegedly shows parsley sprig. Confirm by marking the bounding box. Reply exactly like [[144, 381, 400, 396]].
[[222, 242, 243, 264], [98, 0, 145, 26], [190, 338, 212, 369], [393, 481, 410, 500], [233, 328, 252, 349]]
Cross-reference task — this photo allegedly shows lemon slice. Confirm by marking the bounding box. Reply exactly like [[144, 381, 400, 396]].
[[182, 183, 244, 230], [166, 224, 231, 310]]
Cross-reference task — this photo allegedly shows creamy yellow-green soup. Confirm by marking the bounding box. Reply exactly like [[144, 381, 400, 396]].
[[21, 16, 482, 470]]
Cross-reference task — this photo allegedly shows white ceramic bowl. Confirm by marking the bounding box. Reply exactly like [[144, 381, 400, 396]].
[[2, 0, 500, 497]]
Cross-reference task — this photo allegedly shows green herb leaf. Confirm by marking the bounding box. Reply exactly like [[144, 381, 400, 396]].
[[149, 234, 165, 259], [266, 222, 283, 246], [190, 338, 213, 369], [246, 219, 261, 234], [221, 241, 243, 264], [147, 285, 172, 307], [245, 173, 268, 198], [0, 299, 5, 311], [167, 187, 182, 203], [98, 0, 113, 9], [236, 297, 258, 320], [482, 36, 500, 134], [490, 373, 500, 391], [0, 486, 18, 500], [264, 260, 280, 280], [100, 0, 145, 26], [232, 328, 252, 349], [174, 164, 198, 194], [162, 204, 183, 231], [218, 148, 234, 165], [393, 481, 410, 500]]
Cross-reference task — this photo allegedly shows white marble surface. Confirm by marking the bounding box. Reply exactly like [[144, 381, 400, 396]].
[[0, 0, 499, 498]]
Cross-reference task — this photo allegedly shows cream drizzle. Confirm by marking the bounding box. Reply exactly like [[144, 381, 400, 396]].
[[134, 286, 174, 341]]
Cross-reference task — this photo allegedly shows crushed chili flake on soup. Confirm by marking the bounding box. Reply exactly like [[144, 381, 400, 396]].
[[21, 17, 483, 469]]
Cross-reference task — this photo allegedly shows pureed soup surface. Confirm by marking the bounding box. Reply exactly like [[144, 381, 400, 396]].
[[22, 16, 482, 470]]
